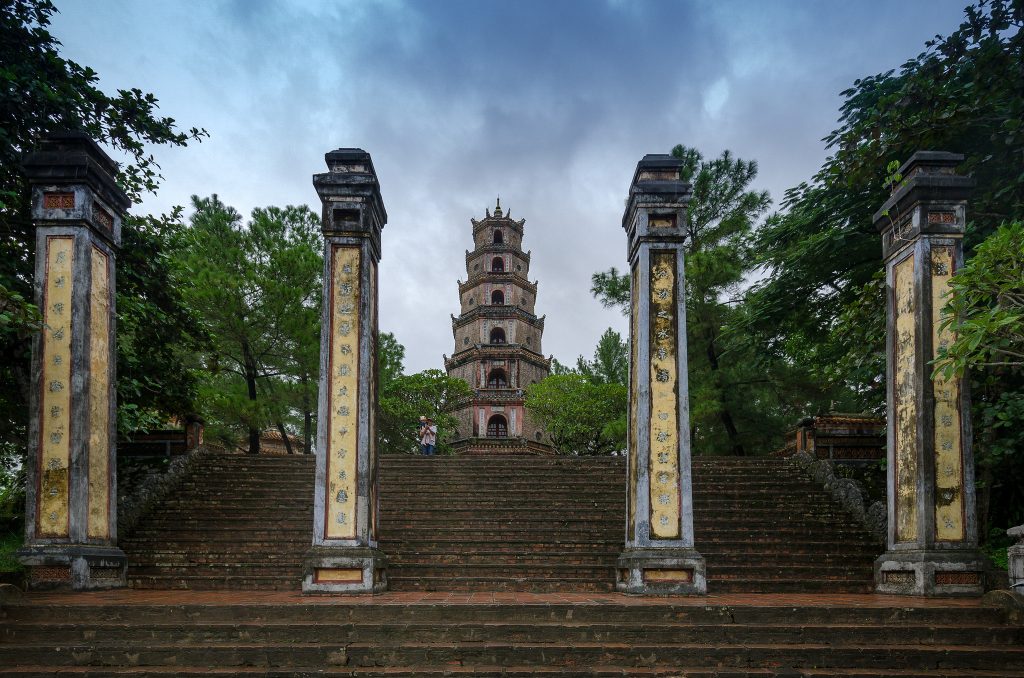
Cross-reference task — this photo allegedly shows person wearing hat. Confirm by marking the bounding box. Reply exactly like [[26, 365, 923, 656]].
[[418, 416, 438, 456]]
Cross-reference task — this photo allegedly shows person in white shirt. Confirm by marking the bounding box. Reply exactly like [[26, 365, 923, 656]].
[[419, 416, 438, 456]]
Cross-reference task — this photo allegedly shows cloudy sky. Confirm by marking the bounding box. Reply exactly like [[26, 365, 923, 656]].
[[51, 0, 968, 373]]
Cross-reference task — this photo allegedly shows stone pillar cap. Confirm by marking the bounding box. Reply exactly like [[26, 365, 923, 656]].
[[324, 148, 376, 176], [22, 131, 131, 215], [896, 150, 964, 177], [873, 150, 974, 230], [623, 154, 692, 230]]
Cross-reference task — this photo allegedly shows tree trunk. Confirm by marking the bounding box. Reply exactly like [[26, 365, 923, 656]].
[[275, 421, 294, 455], [241, 339, 261, 456], [704, 327, 746, 456]]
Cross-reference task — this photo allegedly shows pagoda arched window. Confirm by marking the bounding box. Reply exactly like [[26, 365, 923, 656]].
[[493, 230, 503, 244], [491, 289, 504, 305], [487, 368, 508, 388], [487, 414, 508, 437], [489, 327, 506, 344], [491, 257, 504, 272]]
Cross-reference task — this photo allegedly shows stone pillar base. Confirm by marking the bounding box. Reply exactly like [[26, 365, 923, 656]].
[[875, 549, 987, 596], [17, 544, 126, 591], [302, 546, 387, 594], [616, 547, 706, 595]]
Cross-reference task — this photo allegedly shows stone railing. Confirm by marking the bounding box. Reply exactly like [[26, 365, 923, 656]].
[[117, 446, 212, 539], [790, 451, 887, 543], [1010, 525, 1024, 591]]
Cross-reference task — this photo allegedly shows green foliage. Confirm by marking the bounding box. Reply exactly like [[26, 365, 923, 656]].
[[524, 373, 627, 455], [590, 267, 630, 313], [0, 0, 207, 206], [744, 1, 1024, 540], [0, 530, 24, 574], [592, 145, 824, 456], [116, 211, 205, 433], [748, 0, 1023, 397], [935, 222, 1024, 379], [0, 0, 206, 520], [576, 328, 628, 386], [175, 196, 322, 454], [377, 333, 472, 455], [378, 331, 406, 388]]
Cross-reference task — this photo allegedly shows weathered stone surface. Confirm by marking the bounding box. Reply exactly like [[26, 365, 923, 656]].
[[1009, 524, 1024, 592], [791, 451, 886, 543], [617, 154, 704, 595], [1, 593, 1021, 674], [873, 151, 986, 596], [17, 132, 130, 591], [304, 149, 387, 593]]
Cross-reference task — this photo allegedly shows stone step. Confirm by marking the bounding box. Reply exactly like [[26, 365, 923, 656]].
[[5, 620, 1020, 647], [386, 577, 615, 592], [11, 637, 1014, 671], [2, 668, 1022, 677], [128, 575, 300, 590], [6, 602, 1006, 625]]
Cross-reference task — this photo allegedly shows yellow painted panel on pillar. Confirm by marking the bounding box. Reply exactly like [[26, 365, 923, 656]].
[[893, 254, 918, 543], [368, 259, 378, 542], [87, 247, 111, 539], [315, 568, 362, 583], [649, 251, 680, 540], [39, 236, 74, 538], [931, 246, 964, 541], [644, 568, 693, 583], [325, 246, 360, 540]]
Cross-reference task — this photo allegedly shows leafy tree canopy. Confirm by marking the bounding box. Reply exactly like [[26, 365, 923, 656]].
[[746, 0, 1023, 398], [0, 0, 206, 464], [176, 196, 322, 455], [377, 332, 472, 455], [525, 373, 626, 456], [936, 221, 1024, 379]]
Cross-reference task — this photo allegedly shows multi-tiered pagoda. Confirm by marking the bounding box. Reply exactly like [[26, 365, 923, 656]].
[[444, 199, 553, 454]]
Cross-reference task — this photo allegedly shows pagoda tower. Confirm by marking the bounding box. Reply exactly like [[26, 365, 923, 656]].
[[445, 199, 553, 454]]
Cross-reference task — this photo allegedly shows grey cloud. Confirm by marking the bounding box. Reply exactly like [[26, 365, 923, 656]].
[[49, 0, 968, 373]]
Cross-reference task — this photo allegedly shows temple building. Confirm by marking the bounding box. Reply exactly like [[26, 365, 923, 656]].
[[444, 199, 553, 454]]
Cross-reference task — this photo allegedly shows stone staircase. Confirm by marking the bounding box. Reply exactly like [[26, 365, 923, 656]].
[[122, 455, 312, 590], [8, 453, 1021, 676], [1, 595, 1022, 676], [121, 453, 880, 593]]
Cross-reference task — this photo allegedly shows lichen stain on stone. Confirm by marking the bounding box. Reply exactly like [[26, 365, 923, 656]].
[[934, 484, 961, 507]]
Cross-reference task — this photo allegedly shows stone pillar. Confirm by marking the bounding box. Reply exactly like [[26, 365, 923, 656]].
[[1008, 526, 1024, 592], [616, 154, 706, 594], [873, 151, 986, 596], [184, 414, 205, 452], [17, 132, 130, 590], [303, 149, 387, 593]]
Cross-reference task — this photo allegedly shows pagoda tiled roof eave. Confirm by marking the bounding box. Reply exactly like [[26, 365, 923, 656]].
[[445, 345, 552, 370], [466, 246, 531, 264], [471, 215, 526, 235], [459, 272, 537, 294], [451, 306, 545, 329]]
